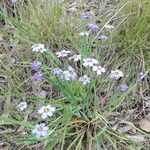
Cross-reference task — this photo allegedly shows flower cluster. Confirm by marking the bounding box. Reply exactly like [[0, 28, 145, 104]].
[[29, 43, 130, 138], [79, 13, 115, 40], [31, 44, 46, 81], [31, 104, 55, 138], [16, 45, 57, 138], [17, 100, 56, 138], [53, 49, 124, 85]]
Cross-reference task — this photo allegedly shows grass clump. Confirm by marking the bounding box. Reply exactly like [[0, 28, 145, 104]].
[[0, 0, 150, 149]]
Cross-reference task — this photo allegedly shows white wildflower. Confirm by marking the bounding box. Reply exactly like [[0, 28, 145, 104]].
[[17, 101, 28, 111], [79, 75, 91, 85], [83, 58, 98, 67], [92, 66, 106, 75], [38, 105, 56, 119], [79, 31, 90, 36], [110, 70, 124, 80], [32, 123, 48, 138], [55, 50, 71, 58], [32, 44, 46, 53], [104, 24, 114, 29], [98, 35, 108, 40], [69, 55, 81, 62]]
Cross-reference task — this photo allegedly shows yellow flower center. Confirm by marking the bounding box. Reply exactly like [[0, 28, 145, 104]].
[[37, 127, 43, 131], [44, 108, 49, 113]]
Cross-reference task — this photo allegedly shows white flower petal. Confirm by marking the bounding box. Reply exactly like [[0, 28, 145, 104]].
[[41, 113, 48, 119], [32, 129, 37, 134], [38, 106, 45, 114], [41, 131, 47, 136], [49, 107, 56, 112], [47, 111, 53, 117]]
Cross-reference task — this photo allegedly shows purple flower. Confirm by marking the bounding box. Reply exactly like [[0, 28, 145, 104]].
[[80, 12, 88, 21], [63, 66, 77, 81], [137, 72, 144, 80], [32, 71, 43, 81], [31, 61, 42, 71], [52, 68, 63, 76], [119, 84, 128, 92], [87, 23, 98, 31]]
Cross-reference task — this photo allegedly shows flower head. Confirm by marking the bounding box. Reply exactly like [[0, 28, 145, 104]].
[[98, 35, 108, 40], [31, 61, 42, 71], [79, 31, 90, 36], [80, 12, 88, 21], [92, 66, 106, 75], [55, 50, 71, 58], [104, 24, 114, 29], [110, 70, 124, 80], [63, 66, 77, 80], [17, 101, 27, 111], [87, 23, 98, 30], [52, 68, 63, 76], [79, 75, 91, 85], [32, 44, 46, 53], [38, 105, 56, 119], [32, 123, 48, 138], [69, 55, 81, 62], [83, 58, 98, 67], [119, 84, 128, 92], [137, 72, 144, 80], [32, 71, 43, 81]]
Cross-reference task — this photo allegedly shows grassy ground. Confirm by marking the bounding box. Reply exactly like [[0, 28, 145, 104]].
[[0, 0, 150, 149]]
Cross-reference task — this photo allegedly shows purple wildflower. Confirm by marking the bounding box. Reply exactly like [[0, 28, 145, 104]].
[[137, 72, 144, 80], [80, 12, 88, 21], [63, 66, 77, 81], [119, 84, 128, 92], [32, 71, 43, 81], [52, 68, 63, 76], [87, 23, 98, 31], [31, 61, 42, 71]]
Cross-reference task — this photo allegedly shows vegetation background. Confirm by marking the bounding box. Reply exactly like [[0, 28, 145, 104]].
[[0, 0, 150, 149]]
